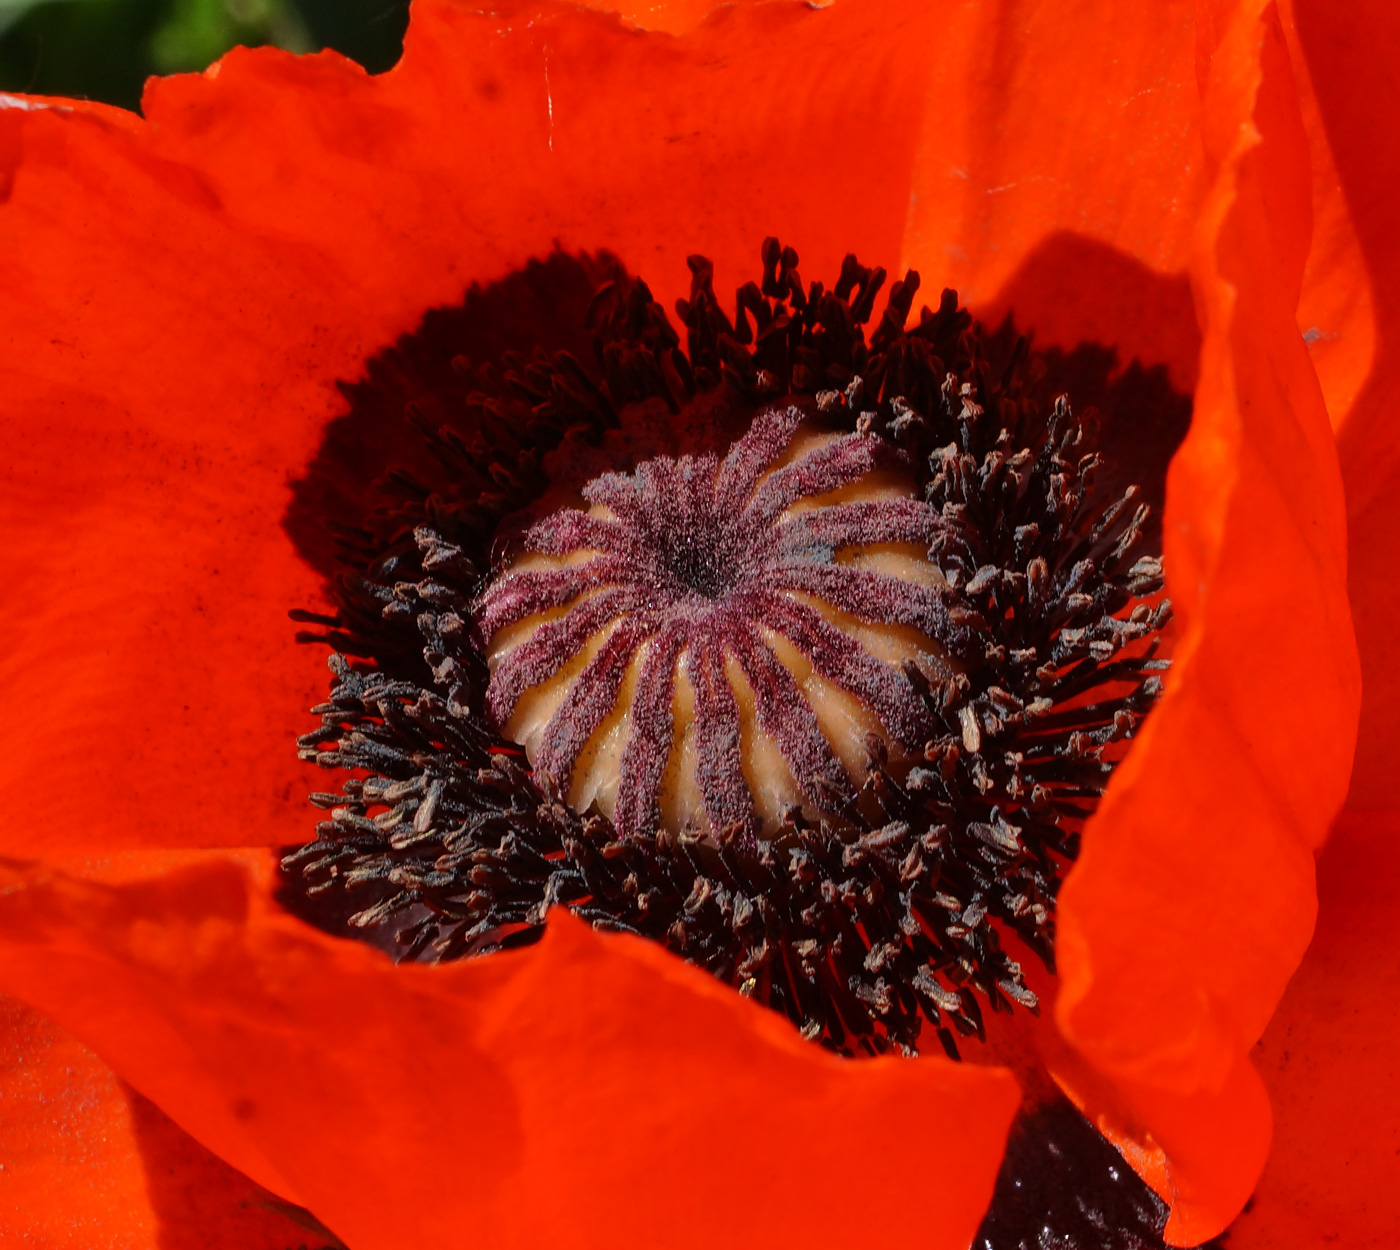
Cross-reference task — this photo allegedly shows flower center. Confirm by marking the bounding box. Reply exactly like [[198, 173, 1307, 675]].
[[478, 411, 951, 842], [283, 240, 1178, 1063], [281, 239, 1191, 1250]]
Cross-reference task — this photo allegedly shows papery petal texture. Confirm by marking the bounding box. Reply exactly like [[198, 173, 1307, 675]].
[[1229, 1, 1400, 1241], [892, 0, 1358, 1241], [0, 851, 1019, 1250], [0, 991, 332, 1249], [0, 0, 1367, 1245], [0, 0, 939, 858]]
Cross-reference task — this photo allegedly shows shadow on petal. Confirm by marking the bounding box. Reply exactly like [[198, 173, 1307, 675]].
[[0, 992, 341, 1249], [978, 229, 1200, 551], [0, 850, 1021, 1250], [1229, 811, 1400, 1248]]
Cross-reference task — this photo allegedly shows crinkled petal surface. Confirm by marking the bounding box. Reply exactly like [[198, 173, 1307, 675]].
[[0, 991, 335, 1250], [0, 851, 1019, 1250], [897, 0, 1359, 1242], [1224, 1, 1400, 1243], [0, 0, 940, 858], [1228, 812, 1400, 1248], [1054, 3, 1359, 1241], [0, 0, 1366, 1245]]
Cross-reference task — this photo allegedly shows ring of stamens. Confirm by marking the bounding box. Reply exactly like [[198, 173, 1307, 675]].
[[285, 241, 1172, 1063]]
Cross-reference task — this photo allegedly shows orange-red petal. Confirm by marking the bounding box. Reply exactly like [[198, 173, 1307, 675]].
[[0, 0, 1369, 1242], [1055, 4, 1359, 1240], [903, 0, 1206, 389], [1283, 0, 1400, 812], [895, 0, 1358, 1241], [1275, 0, 1376, 438], [0, 849, 1019, 1249], [1229, 2, 1400, 1239], [0, 990, 335, 1249], [1226, 811, 1400, 1248], [0, 0, 943, 859], [0, 3, 1026, 1239]]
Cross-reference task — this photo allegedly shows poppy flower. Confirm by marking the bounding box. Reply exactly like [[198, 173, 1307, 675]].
[[0, 0, 1378, 1246]]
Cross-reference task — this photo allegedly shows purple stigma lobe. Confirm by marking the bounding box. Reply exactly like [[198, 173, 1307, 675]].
[[477, 406, 949, 837]]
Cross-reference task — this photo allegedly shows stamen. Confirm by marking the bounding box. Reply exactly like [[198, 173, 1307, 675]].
[[282, 241, 1175, 1063]]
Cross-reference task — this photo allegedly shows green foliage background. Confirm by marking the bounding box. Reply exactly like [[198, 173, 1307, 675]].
[[0, 0, 407, 109]]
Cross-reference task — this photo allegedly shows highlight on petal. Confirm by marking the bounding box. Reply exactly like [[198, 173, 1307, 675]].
[[0, 991, 334, 1249], [0, 850, 1021, 1250]]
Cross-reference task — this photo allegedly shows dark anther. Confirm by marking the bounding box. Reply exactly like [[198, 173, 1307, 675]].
[[281, 241, 1177, 1067]]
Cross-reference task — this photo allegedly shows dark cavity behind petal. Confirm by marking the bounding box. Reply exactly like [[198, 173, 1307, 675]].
[[975, 1090, 1228, 1250]]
